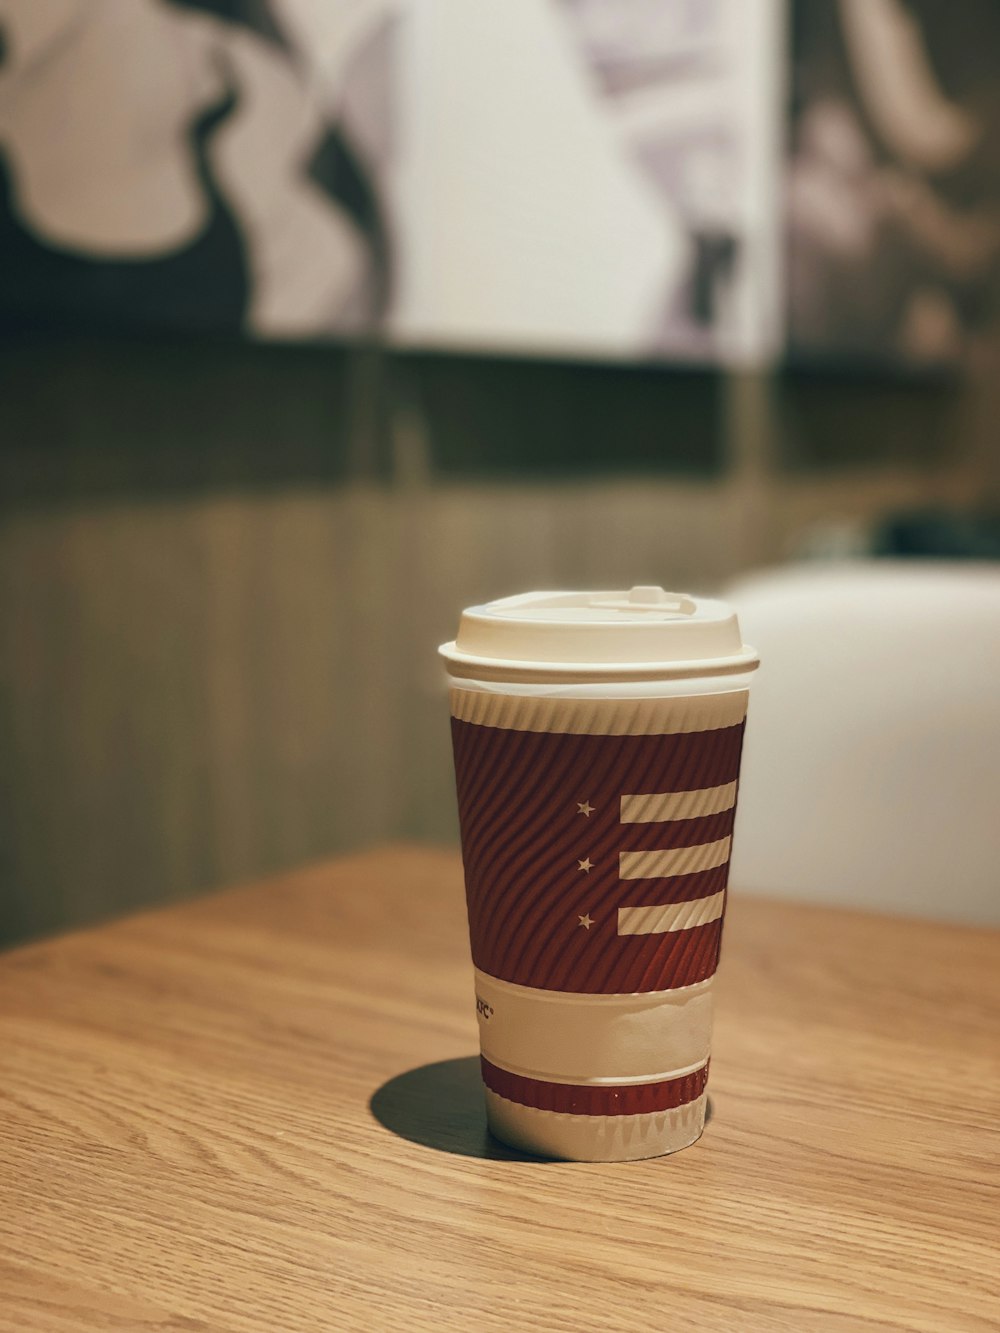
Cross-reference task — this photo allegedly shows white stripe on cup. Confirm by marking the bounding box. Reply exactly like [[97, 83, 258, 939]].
[[474, 969, 714, 1081], [619, 838, 731, 880], [618, 891, 726, 936], [620, 782, 737, 824]]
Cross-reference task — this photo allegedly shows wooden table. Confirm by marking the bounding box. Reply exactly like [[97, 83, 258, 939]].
[[2, 847, 998, 1332]]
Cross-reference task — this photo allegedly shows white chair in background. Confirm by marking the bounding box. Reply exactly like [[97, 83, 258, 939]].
[[723, 561, 1000, 924]]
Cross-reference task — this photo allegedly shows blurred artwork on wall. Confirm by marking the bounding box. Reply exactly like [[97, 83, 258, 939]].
[[0, 0, 784, 366], [10, 0, 997, 372], [0, 0, 395, 340], [787, 0, 1000, 369], [390, 0, 784, 366]]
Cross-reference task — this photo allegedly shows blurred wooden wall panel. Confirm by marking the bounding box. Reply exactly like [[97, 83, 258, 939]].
[[0, 338, 986, 945]]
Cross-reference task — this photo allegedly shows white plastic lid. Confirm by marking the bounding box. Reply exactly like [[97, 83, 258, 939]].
[[440, 587, 759, 682]]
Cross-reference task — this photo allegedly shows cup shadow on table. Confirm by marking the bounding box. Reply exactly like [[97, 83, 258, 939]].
[[369, 1055, 712, 1162]]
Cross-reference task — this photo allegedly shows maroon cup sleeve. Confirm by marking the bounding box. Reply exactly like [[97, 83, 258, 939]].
[[450, 688, 748, 995]]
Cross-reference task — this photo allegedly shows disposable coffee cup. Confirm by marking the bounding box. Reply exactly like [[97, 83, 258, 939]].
[[440, 587, 758, 1162]]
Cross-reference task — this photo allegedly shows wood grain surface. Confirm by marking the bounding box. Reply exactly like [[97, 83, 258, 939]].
[[1, 846, 998, 1332]]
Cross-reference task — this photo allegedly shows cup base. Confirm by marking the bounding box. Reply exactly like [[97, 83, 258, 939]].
[[484, 1088, 707, 1162]]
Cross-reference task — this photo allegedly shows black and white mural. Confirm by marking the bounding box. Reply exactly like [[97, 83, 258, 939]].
[[0, 0, 395, 338], [787, 0, 1000, 368], [0, 0, 781, 363], [390, 0, 782, 365], [4, 0, 1000, 368]]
